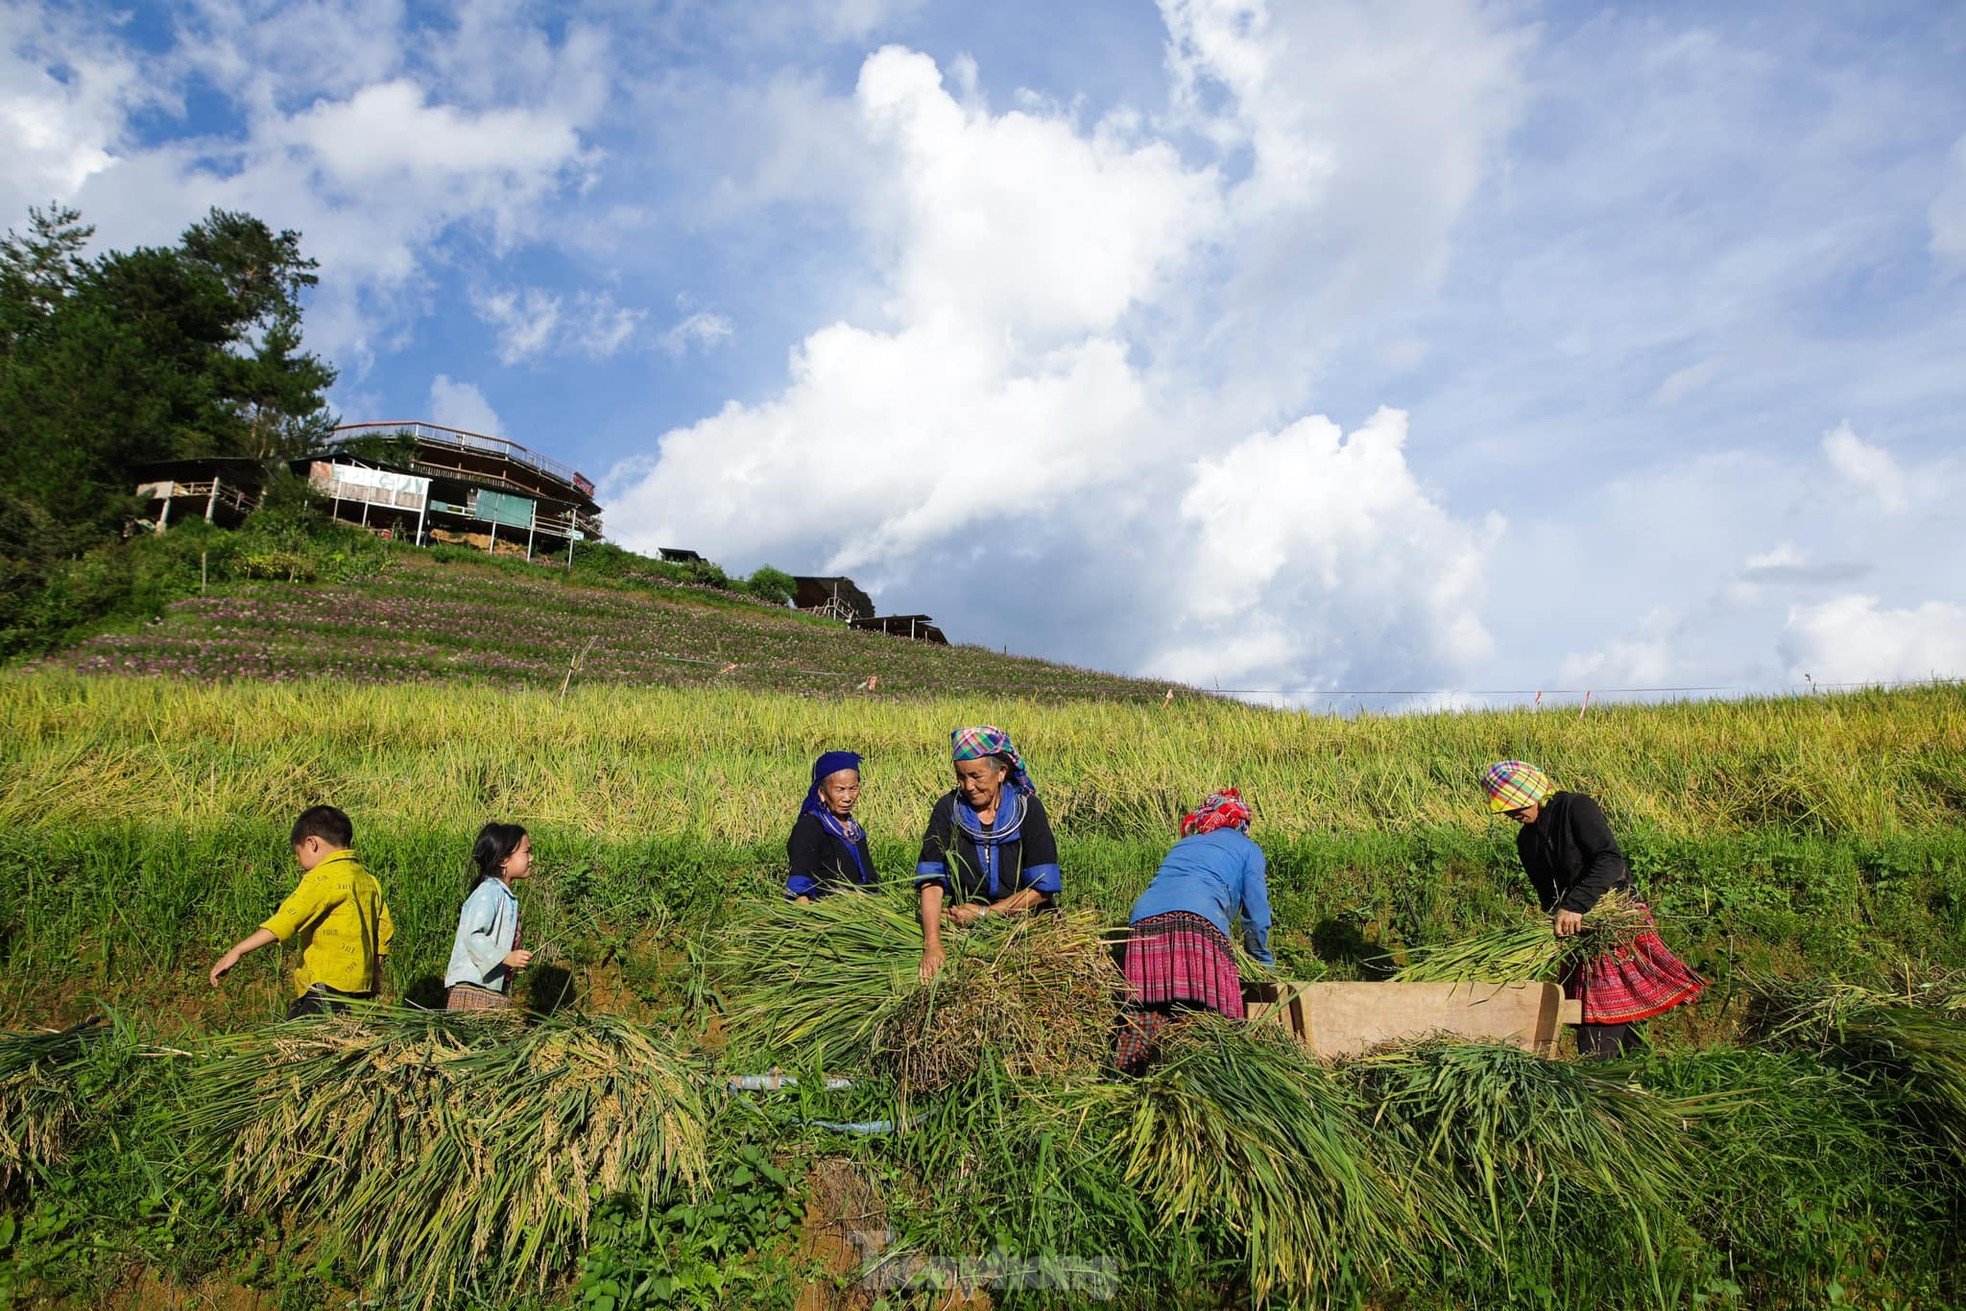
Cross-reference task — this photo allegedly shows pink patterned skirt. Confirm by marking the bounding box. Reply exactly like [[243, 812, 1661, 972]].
[[1115, 911, 1246, 1072], [1565, 905, 1704, 1024]]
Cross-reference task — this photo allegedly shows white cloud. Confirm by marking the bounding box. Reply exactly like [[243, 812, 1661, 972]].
[[603, 35, 1504, 691], [428, 375, 503, 436], [0, 5, 153, 220], [475, 287, 644, 365], [1153, 408, 1494, 685], [658, 311, 734, 357], [1932, 135, 1966, 262], [1780, 595, 1966, 685], [5, 2, 608, 367], [1821, 420, 1908, 513]]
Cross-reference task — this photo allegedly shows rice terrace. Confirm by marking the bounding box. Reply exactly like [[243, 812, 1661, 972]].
[[2, 631, 1964, 1307]]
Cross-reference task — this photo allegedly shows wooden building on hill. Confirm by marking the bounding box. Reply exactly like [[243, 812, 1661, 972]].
[[133, 421, 605, 561], [851, 613, 948, 645], [794, 575, 876, 621], [324, 421, 603, 557]]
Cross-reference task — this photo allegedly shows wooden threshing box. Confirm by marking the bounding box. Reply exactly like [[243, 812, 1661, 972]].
[[1246, 981, 1583, 1058]]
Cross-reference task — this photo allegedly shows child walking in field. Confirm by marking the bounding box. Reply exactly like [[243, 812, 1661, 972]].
[[443, 823, 534, 1011], [209, 805, 394, 1019]]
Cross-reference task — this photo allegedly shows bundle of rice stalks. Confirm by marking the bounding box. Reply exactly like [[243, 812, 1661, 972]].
[[177, 1008, 710, 1309], [0, 1019, 107, 1191], [1342, 1037, 1703, 1303], [1392, 889, 1651, 982], [707, 887, 1123, 1079], [871, 914, 1121, 1092], [1110, 1016, 1416, 1304], [1749, 976, 1966, 1165]]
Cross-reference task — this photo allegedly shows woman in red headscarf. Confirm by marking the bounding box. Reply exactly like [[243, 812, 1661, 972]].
[[1115, 790, 1274, 1073]]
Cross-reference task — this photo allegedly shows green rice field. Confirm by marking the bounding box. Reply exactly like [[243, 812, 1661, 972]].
[[1, 670, 1963, 1309]]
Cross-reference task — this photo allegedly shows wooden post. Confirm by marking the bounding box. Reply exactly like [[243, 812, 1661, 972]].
[[157, 486, 173, 530], [205, 476, 220, 522], [415, 498, 426, 546], [488, 522, 496, 555]]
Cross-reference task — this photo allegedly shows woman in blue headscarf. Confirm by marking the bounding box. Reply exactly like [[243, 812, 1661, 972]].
[[786, 750, 875, 902], [914, 726, 1061, 981]]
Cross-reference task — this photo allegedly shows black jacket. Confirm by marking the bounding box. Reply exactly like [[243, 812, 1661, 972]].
[[785, 812, 874, 900], [914, 790, 1062, 903], [1516, 791, 1631, 915]]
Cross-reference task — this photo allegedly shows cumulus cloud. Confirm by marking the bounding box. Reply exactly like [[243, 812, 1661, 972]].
[[1821, 420, 1908, 513], [428, 375, 503, 436], [604, 29, 1508, 690], [1780, 595, 1966, 685]]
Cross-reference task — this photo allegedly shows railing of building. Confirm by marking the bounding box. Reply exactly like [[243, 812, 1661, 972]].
[[330, 421, 599, 501]]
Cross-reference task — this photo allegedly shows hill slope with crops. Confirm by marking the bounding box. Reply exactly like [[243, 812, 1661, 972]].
[[36, 541, 1183, 701], [1, 673, 1963, 1308]]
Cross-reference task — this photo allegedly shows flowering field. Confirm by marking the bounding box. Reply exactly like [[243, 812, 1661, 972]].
[[44, 550, 1174, 701]]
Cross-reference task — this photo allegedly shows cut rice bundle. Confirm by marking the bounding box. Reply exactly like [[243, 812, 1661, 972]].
[[1392, 889, 1653, 983], [176, 1008, 710, 1309]]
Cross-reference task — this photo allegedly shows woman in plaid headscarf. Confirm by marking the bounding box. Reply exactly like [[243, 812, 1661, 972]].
[[1115, 790, 1274, 1074], [914, 726, 1060, 982], [1482, 761, 1702, 1058]]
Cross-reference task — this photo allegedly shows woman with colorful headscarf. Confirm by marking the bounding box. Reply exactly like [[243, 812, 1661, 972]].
[[1115, 789, 1274, 1073], [914, 726, 1061, 981], [1481, 760, 1703, 1058], [786, 750, 875, 902]]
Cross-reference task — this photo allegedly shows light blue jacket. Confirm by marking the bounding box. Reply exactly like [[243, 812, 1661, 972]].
[[444, 878, 521, 991], [1128, 828, 1274, 964]]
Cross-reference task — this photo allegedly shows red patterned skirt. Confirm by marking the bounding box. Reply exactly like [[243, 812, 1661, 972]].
[[1115, 911, 1245, 1072], [1565, 905, 1704, 1024]]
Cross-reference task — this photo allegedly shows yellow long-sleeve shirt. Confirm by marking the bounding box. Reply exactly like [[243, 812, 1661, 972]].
[[259, 850, 394, 998]]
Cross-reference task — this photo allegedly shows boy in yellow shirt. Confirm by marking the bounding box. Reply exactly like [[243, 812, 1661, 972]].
[[209, 805, 394, 1019]]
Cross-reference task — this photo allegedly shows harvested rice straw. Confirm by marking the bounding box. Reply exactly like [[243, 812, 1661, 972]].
[[1751, 976, 1966, 1165], [177, 1008, 711, 1309], [1111, 1016, 1419, 1304], [708, 886, 1123, 1077], [870, 911, 1122, 1091], [0, 1019, 106, 1191], [1392, 889, 1652, 983]]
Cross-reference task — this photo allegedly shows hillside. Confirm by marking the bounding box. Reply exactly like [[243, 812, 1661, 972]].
[[41, 545, 1183, 701]]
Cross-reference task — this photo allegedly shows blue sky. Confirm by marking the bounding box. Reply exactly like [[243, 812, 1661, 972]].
[[7, 0, 1965, 705]]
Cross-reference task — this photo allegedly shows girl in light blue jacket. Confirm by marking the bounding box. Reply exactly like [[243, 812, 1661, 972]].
[[444, 823, 533, 1010]]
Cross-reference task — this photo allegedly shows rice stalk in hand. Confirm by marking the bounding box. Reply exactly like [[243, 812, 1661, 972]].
[[1342, 1037, 1704, 1305], [175, 1007, 711, 1309], [1750, 976, 1966, 1165], [1392, 890, 1651, 983], [0, 1019, 107, 1191], [1111, 1016, 1414, 1304]]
